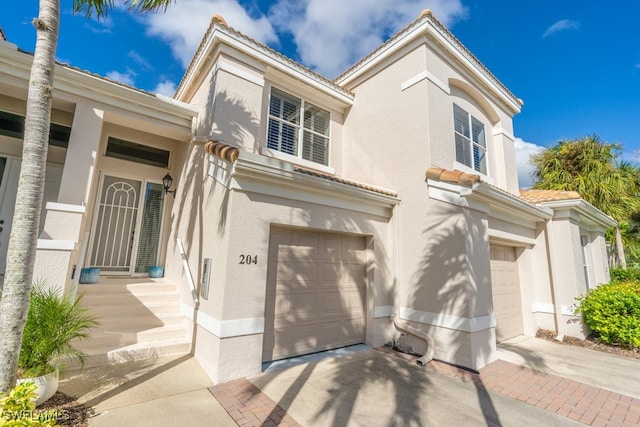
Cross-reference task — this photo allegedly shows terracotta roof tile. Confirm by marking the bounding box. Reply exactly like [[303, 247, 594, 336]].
[[294, 167, 398, 197], [204, 140, 240, 162], [425, 167, 481, 186], [202, 142, 396, 197], [519, 189, 581, 204]]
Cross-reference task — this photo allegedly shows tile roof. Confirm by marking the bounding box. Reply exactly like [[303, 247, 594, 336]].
[[204, 140, 240, 162], [425, 167, 481, 187], [293, 167, 398, 197], [203, 141, 397, 197], [519, 189, 581, 204]]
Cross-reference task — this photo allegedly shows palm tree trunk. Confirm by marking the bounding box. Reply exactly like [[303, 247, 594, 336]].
[[0, 0, 59, 392], [615, 226, 627, 270]]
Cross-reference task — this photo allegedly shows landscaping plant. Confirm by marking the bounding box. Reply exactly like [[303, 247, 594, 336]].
[[576, 281, 640, 348], [19, 285, 97, 378], [0, 382, 58, 426]]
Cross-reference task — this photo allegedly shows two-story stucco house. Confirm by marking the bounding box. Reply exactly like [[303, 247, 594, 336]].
[[0, 10, 615, 384]]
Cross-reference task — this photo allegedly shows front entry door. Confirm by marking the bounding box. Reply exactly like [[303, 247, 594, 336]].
[[89, 174, 164, 275]]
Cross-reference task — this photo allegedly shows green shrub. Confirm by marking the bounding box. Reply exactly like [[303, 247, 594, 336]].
[[0, 382, 58, 426], [19, 285, 98, 378], [609, 267, 640, 283], [576, 281, 640, 348]]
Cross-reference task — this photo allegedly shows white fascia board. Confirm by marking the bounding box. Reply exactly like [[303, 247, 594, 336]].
[[230, 152, 399, 218], [180, 26, 353, 107], [1, 46, 197, 127], [540, 199, 617, 229], [469, 183, 553, 221], [427, 179, 489, 213]]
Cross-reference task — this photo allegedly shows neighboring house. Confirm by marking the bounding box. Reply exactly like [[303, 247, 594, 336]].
[[0, 11, 615, 384]]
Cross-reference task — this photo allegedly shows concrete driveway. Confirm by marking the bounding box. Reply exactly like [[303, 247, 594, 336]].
[[61, 337, 640, 426], [244, 347, 579, 427]]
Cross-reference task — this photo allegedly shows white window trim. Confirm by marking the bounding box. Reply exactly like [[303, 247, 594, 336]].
[[260, 146, 336, 175], [453, 104, 488, 176], [267, 88, 332, 168], [454, 160, 493, 184]]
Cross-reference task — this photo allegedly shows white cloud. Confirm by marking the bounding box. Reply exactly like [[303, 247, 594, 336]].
[[514, 137, 544, 189], [142, 0, 278, 68], [106, 69, 136, 86], [269, 0, 467, 78], [154, 79, 177, 96], [543, 19, 580, 38], [128, 50, 152, 71]]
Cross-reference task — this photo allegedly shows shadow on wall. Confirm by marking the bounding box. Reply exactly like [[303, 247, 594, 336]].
[[408, 200, 497, 424], [170, 68, 260, 351]]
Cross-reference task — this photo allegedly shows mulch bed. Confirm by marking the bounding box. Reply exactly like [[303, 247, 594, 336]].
[[536, 329, 640, 360], [37, 392, 90, 427]]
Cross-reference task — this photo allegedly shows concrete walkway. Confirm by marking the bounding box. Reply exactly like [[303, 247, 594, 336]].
[[59, 354, 236, 426], [59, 337, 640, 426]]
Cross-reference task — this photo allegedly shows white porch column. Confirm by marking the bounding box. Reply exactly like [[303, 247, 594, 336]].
[[548, 212, 587, 338], [34, 103, 103, 293], [57, 102, 104, 205]]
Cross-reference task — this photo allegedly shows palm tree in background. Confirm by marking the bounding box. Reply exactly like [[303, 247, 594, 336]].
[[0, 0, 174, 392], [530, 135, 640, 269]]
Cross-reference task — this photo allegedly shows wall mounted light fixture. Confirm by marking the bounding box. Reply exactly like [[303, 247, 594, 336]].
[[162, 172, 177, 197]]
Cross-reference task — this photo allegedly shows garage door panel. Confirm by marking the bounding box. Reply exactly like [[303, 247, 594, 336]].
[[490, 245, 523, 342], [273, 261, 318, 287], [263, 229, 366, 362]]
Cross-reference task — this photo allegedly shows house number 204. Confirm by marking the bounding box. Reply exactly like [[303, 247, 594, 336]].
[[239, 254, 258, 265]]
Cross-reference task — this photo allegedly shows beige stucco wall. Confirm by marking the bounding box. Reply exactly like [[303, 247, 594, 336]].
[[167, 140, 396, 381]]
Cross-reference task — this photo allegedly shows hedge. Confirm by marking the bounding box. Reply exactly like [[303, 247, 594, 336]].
[[576, 281, 640, 348]]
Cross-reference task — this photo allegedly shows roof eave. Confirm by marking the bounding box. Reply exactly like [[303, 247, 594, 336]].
[[0, 43, 198, 126], [175, 21, 354, 106], [335, 13, 522, 114], [537, 199, 617, 228]]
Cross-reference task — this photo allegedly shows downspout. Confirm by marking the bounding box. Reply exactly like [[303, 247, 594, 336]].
[[391, 205, 434, 366], [544, 219, 564, 341]]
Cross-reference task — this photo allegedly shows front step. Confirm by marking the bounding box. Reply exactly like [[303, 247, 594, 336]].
[[72, 277, 192, 367]]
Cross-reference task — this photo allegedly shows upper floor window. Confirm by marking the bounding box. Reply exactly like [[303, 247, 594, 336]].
[[453, 104, 486, 174], [267, 88, 330, 166]]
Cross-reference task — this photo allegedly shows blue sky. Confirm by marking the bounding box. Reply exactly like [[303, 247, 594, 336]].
[[3, 1, 640, 187]]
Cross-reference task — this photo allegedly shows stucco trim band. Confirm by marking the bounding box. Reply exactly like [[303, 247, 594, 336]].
[[401, 70, 450, 94], [45, 202, 86, 213], [531, 302, 555, 314], [36, 239, 76, 251], [374, 305, 394, 318], [181, 304, 264, 338], [399, 307, 496, 332]]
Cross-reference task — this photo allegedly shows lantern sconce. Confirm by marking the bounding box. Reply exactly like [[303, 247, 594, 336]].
[[162, 172, 177, 198]]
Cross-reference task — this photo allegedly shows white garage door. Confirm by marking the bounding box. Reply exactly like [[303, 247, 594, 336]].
[[490, 245, 523, 342], [262, 228, 366, 362]]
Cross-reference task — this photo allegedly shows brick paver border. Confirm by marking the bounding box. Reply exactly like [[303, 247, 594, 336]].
[[378, 347, 640, 427], [209, 378, 302, 427]]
